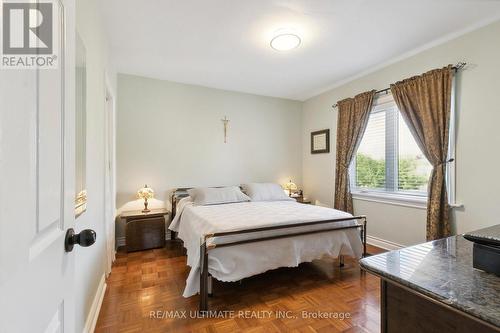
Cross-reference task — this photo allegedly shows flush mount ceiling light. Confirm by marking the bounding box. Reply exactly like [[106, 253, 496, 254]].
[[270, 32, 301, 51]]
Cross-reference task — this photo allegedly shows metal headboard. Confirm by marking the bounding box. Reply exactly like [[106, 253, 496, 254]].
[[170, 188, 191, 219]]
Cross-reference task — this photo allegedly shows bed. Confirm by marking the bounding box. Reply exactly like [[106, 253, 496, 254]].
[[169, 187, 367, 311]]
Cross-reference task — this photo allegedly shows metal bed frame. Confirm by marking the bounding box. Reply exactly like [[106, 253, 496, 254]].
[[170, 188, 368, 312]]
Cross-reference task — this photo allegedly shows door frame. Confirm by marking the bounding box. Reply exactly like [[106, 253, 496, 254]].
[[103, 71, 116, 275]]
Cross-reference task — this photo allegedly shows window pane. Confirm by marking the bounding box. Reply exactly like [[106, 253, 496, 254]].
[[356, 111, 386, 190], [398, 113, 432, 192]]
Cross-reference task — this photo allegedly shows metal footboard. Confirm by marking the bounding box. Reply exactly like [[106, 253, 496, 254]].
[[199, 215, 367, 311]]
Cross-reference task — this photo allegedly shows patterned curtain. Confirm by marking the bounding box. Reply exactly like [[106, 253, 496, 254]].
[[334, 90, 376, 213], [390, 65, 453, 240]]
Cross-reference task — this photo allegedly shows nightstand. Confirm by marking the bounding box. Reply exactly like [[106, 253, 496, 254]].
[[293, 195, 312, 204], [121, 208, 170, 252]]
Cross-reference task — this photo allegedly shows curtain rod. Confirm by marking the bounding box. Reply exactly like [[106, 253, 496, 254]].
[[331, 62, 467, 109]]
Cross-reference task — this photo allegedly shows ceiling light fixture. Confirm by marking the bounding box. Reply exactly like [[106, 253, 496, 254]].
[[270, 33, 301, 51]]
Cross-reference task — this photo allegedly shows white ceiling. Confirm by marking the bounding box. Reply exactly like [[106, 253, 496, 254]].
[[101, 0, 500, 101]]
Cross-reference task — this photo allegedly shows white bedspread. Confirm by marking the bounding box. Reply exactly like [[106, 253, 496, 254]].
[[169, 198, 363, 297]]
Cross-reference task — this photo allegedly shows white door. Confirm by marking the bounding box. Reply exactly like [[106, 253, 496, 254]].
[[0, 1, 84, 332]]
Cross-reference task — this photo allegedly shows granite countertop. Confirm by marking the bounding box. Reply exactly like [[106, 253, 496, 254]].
[[360, 235, 500, 328]]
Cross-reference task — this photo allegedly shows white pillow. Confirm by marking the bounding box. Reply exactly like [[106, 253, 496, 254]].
[[241, 183, 293, 202], [187, 186, 250, 206]]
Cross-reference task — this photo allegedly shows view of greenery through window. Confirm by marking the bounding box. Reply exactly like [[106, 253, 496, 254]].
[[353, 106, 432, 194], [355, 153, 428, 190]]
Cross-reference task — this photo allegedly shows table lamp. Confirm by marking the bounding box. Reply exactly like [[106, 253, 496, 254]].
[[137, 184, 154, 213], [283, 180, 298, 197]]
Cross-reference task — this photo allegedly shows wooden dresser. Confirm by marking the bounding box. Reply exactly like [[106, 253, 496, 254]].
[[360, 235, 500, 333], [121, 209, 169, 252]]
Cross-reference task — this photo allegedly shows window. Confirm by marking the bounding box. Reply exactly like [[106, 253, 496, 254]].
[[350, 94, 440, 203]]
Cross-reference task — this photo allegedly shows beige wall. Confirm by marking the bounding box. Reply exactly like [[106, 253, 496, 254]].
[[302, 20, 500, 247], [116, 74, 302, 238], [75, 0, 116, 331]]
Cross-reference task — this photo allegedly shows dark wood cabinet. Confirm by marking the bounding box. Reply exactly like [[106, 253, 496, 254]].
[[362, 235, 500, 333], [293, 195, 312, 204], [380, 280, 500, 333], [121, 209, 169, 252]]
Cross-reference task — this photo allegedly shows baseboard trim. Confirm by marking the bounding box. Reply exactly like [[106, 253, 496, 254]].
[[367, 235, 404, 251], [83, 274, 107, 333]]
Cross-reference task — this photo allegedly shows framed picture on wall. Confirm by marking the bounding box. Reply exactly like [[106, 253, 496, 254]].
[[311, 129, 330, 154]]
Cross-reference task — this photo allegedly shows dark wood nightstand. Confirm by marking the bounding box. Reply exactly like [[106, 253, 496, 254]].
[[293, 195, 312, 204], [121, 208, 170, 252]]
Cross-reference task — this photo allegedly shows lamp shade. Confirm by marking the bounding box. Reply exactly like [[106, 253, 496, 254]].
[[283, 180, 297, 193], [137, 184, 154, 200]]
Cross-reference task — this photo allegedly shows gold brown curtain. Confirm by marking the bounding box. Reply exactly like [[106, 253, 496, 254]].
[[390, 65, 453, 240], [334, 90, 376, 213]]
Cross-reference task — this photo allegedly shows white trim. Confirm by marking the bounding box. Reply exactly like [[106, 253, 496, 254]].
[[367, 235, 404, 251], [103, 70, 116, 275], [306, 15, 500, 100], [353, 191, 463, 209], [352, 191, 427, 210], [83, 274, 107, 333], [450, 203, 464, 209]]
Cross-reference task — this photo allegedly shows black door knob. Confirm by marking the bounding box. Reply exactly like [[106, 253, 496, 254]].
[[65, 228, 96, 252]]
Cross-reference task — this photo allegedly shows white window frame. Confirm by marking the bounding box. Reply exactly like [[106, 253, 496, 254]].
[[350, 89, 457, 210]]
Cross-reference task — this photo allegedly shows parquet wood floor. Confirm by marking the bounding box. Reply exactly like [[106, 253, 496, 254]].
[[95, 241, 384, 333]]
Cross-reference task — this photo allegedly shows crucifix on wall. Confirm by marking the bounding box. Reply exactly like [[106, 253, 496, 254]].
[[221, 116, 229, 143]]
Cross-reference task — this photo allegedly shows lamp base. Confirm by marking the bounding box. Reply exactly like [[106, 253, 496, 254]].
[[142, 200, 150, 213]]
